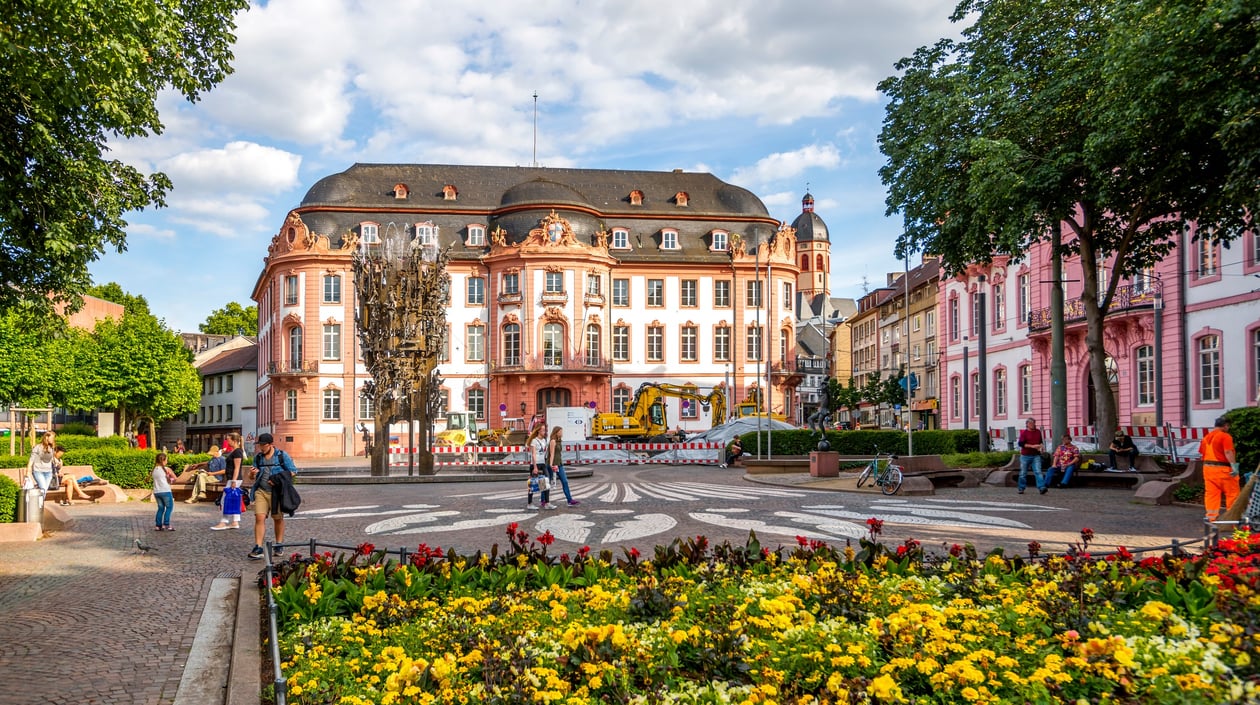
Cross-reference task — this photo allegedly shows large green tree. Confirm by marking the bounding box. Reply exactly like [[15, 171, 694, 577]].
[[87, 282, 152, 317], [78, 313, 201, 432], [201, 301, 258, 336], [0, 0, 248, 318], [879, 0, 1258, 447]]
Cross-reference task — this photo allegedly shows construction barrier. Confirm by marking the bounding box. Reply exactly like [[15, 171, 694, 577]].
[[387, 441, 724, 467]]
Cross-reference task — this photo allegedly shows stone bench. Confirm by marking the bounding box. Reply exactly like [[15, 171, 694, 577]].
[[169, 463, 225, 502], [0, 465, 127, 503]]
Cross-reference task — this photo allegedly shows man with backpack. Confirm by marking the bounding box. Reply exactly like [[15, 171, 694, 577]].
[[247, 433, 299, 560]]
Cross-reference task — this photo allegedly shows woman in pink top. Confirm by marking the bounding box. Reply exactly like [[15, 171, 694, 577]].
[[1050, 434, 1080, 488]]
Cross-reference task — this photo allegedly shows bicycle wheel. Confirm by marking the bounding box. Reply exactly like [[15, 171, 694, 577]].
[[855, 463, 873, 488], [880, 465, 903, 495]]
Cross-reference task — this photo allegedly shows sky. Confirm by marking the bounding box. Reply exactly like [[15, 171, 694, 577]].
[[90, 0, 964, 333]]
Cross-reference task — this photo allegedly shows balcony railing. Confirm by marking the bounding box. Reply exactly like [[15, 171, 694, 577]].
[[491, 355, 613, 374], [1028, 280, 1162, 332], [583, 292, 606, 306], [539, 291, 569, 305], [497, 291, 523, 304], [267, 360, 318, 375], [796, 357, 827, 373]]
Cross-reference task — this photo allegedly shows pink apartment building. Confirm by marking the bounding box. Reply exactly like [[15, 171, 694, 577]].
[[940, 224, 1260, 437]]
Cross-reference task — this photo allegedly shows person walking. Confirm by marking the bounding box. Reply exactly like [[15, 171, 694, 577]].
[[26, 431, 58, 501], [1199, 416, 1240, 523], [152, 453, 177, 531], [246, 432, 298, 559], [525, 424, 555, 509], [1017, 418, 1047, 495], [525, 466, 547, 510], [547, 425, 579, 506]]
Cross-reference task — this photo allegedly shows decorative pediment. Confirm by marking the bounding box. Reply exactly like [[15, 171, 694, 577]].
[[282, 312, 302, 328], [524, 211, 580, 247], [542, 307, 567, 323], [587, 314, 601, 325], [615, 318, 628, 327], [649, 319, 662, 327], [469, 317, 484, 326], [502, 313, 521, 325], [544, 265, 564, 273], [325, 316, 339, 325], [684, 320, 696, 327], [323, 382, 341, 391]]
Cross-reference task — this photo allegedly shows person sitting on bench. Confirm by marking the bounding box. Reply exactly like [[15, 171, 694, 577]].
[[1108, 432, 1139, 471], [1049, 434, 1080, 488]]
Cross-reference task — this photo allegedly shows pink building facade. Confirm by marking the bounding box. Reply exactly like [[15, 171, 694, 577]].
[[940, 225, 1260, 438]]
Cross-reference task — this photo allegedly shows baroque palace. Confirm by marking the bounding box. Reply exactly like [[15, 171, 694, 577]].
[[252, 164, 835, 458]]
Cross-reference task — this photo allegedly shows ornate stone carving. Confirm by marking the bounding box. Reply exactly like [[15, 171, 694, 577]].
[[525, 211, 580, 247], [490, 226, 508, 248], [542, 306, 567, 323]]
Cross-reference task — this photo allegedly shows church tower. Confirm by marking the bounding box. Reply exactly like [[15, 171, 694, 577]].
[[792, 192, 830, 304]]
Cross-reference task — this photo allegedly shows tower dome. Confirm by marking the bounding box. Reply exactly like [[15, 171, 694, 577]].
[[791, 192, 829, 242]]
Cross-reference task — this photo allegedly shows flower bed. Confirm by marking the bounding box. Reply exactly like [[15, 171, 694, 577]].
[[269, 525, 1260, 704]]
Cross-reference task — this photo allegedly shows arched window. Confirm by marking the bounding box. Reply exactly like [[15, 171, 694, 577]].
[[815, 254, 824, 271], [801, 254, 810, 270], [288, 327, 303, 371], [542, 323, 564, 367]]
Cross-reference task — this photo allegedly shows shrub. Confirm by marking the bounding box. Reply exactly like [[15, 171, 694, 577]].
[[0, 474, 17, 523], [57, 421, 97, 436], [1224, 407, 1260, 475], [738, 429, 980, 456], [943, 450, 1016, 468], [55, 435, 129, 452]]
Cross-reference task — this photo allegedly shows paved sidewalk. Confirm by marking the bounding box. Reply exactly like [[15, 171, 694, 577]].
[[0, 464, 1210, 705]]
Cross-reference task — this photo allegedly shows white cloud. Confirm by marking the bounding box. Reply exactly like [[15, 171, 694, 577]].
[[125, 223, 177, 241], [729, 144, 843, 189], [159, 142, 302, 196]]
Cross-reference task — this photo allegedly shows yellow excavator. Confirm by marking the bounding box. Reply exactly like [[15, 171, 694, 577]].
[[734, 388, 789, 422], [590, 383, 727, 441], [434, 411, 511, 447]]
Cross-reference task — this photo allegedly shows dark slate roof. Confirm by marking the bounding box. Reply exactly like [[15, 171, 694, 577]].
[[297, 164, 781, 267], [198, 344, 257, 376], [302, 164, 770, 217]]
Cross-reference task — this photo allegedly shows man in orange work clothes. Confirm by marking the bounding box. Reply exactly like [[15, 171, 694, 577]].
[[1199, 416, 1240, 522]]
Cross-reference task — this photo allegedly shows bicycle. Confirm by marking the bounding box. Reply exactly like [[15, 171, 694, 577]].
[[855, 448, 904, 495]]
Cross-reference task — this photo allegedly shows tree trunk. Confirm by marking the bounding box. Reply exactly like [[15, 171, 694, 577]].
[[1078, 237, 1116, 450]]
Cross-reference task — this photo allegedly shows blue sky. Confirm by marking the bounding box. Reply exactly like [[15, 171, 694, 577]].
[[91, 0, 962, 333]]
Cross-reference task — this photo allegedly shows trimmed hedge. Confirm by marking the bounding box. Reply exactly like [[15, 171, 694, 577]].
[[0, 474, 17, 523], [1224, 407, 1259, 476], [737, 428, 981, 456], [0, 449, 223, 489]]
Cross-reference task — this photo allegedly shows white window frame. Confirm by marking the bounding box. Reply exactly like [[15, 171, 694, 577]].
[[467, 325, 484, 362], [711, 231, 728, 251], [467, 277, 486, 305], [467, 225, 485, 246], [415, 222, 437, 248], [612, 229, 630, 249], [322, 323, 341, 360], [361, 223, 380, 245], [323, 388, 341, 421], [661, 229, 679, 250]]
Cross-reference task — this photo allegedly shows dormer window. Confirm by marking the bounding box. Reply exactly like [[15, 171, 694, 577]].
[[442, 184, 458, 201], [711, 230, 728, 251], [392, 183, 409, 199], [415, 222, 437, 247], [467, 224, 486, 246], [674, 191, 689, 207], [661, 229, 679, 250], [611, 228, 630, 249], [629, 190, 644, 206], [361, 222, 380, 245]]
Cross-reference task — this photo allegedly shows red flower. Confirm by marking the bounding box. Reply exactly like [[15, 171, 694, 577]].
[[866, 518, 884, 536], [1080, 528, 1095, 544], [1027, 541, 1041, 558], [356, 542, 375, 556], [506, 522, 519, 536], [577, 546, 591, 558], [896, 545, 908, 557], [797, 535, 810, 547], [629, 547, 640, 559], [538, 531, 555, 546], [949, 543, 964, 557]]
